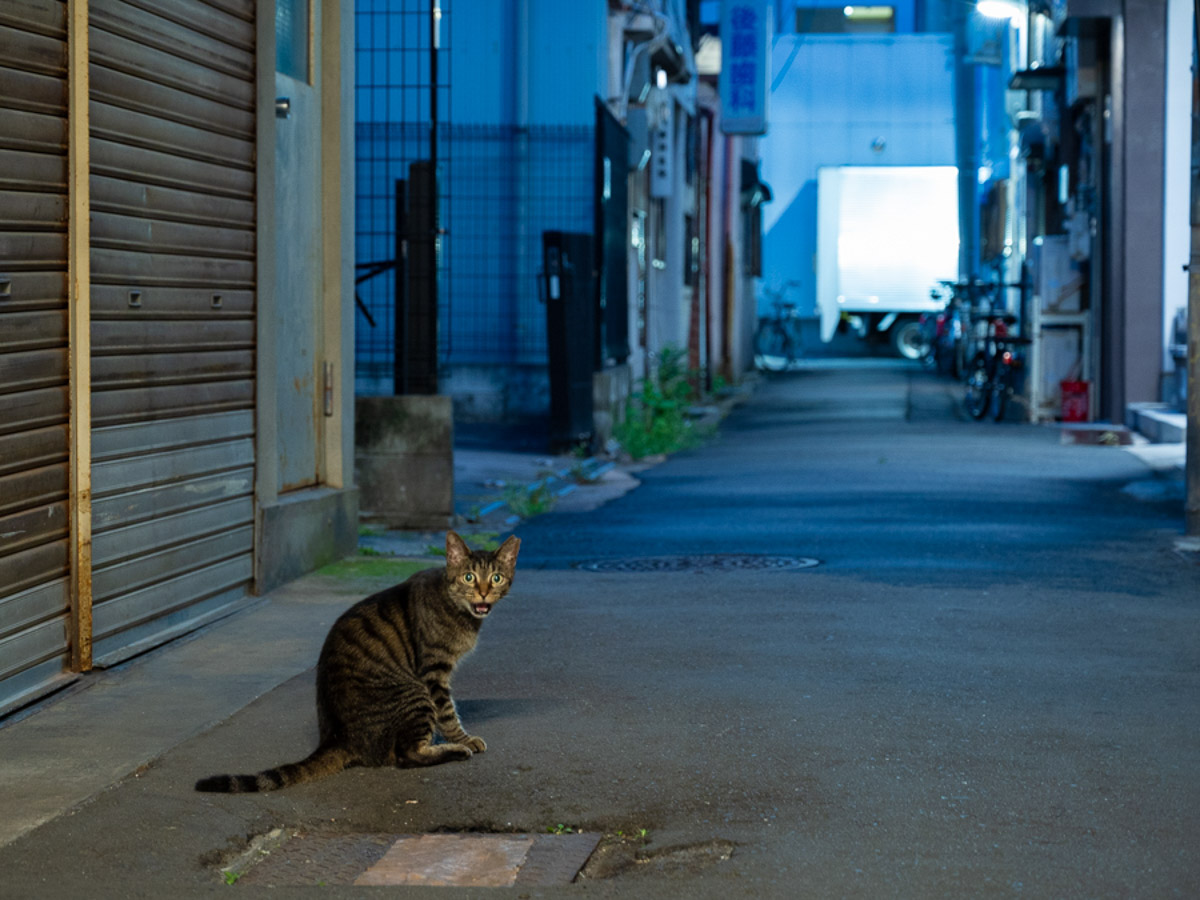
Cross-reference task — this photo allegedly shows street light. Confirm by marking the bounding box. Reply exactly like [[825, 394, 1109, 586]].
[[976, 0, 1023, 23]]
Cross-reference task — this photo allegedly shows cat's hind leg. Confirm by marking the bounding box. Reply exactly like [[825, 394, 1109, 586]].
[[418, 660, 486, 753], [389, 688, 474, 767], [398, 735, 474, 766], [394, 711, 473, 766]]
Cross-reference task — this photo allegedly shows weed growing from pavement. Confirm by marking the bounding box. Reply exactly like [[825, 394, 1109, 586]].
[[569, 460, 601, 484], [503, 479, 557, 518], [613, 827, 650, 842], [614, 345, 710, 460]]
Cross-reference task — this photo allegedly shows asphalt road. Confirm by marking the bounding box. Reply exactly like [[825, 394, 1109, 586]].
[[2, 361, 1197, 898]]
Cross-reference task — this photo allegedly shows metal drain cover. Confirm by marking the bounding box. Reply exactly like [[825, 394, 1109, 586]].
[[576, 554, 820, 573]]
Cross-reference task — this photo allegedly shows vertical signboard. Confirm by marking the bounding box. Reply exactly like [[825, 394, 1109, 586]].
[[650, 116, 673, 198], [719, 0, 770, 135]]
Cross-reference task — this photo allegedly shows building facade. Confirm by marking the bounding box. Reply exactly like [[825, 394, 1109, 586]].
[[0, 0, 357, 715], [353, 0, 764, 445], [990, 0, 1191, 422]]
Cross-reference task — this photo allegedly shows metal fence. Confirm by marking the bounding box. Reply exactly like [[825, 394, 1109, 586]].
[[354, 0, 450, 395], [355, 122, 595, 394], [445, 124, 595, 366]]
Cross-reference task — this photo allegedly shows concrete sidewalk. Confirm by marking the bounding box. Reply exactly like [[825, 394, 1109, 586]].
[[0, 387, 705, 850], [0, 445, 646, 849], [0, 372, 761, 850]]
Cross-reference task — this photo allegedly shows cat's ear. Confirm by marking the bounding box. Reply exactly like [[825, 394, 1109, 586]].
[[445, 531, 470, 568], [495, 535, 521, 570]]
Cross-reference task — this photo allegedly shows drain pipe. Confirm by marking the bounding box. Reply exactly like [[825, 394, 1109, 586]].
[[513, 0, 530, 365], [1187, 0, 1199, 535]]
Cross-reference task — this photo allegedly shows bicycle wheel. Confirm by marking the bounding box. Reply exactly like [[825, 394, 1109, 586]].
[[990, 361, 1011, 421], [963, 352, 992, 420], [755, 322, 790, 372]]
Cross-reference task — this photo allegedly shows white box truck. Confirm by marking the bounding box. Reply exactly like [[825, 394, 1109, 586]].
[[816, 165, 960, 358]]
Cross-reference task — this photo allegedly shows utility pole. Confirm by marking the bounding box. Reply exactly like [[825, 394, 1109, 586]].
[[1187, 0, 1200, 535], [427, 0, 436, 170], [952, 2, 978, 280]]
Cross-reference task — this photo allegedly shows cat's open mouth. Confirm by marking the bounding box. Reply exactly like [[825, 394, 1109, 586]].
[[471, 603, 491, 617]]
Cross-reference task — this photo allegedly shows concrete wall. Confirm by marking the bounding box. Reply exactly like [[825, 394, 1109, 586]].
[[1161, 0, 1192, 383], [356, 396, 454, 528], [1109, 0, 1168, 415]]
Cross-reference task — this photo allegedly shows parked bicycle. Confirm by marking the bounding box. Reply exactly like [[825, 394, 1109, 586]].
[[920, 282, 963, 375], [927, 277, 1001, 378], [963, 311, 1030, 421], [754, 281, 803, 372]]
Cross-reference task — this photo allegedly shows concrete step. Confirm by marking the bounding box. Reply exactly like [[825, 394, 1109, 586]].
[[1126, 402, 1187, 444]]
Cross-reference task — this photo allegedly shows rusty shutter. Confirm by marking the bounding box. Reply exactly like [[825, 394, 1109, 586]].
[[87, 0, 257, 664], [0, 0, 74, 713]]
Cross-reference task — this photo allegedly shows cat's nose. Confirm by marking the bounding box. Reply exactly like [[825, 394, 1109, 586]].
[[478, 583, 491, 599]]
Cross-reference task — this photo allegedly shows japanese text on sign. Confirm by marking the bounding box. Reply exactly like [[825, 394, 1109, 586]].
[[719, 0, 769, 134]]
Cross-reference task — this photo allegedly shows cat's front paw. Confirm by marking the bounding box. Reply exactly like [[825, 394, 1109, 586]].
[[463, 735, 487, 753]]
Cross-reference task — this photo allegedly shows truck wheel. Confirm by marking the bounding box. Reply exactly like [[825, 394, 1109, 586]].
[[891, 318, 926, 360]]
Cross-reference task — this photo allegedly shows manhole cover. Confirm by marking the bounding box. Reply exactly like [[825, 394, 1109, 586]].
[[576, 554, 820, 573], [231, 831, 601, 888]]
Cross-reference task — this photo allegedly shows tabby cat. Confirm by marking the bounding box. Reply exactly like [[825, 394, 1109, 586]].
[[195, 531, 520, 793]]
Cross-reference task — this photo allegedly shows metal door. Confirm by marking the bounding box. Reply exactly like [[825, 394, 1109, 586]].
[[543, 230, 596, 449], [595, 100, 630, 366], [0, 0, 74, 713], [273, 0, 323, 491], [86, 0, 257, 664]]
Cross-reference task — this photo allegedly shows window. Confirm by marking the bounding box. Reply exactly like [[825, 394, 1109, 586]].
[[795, 6, 895, 34], [277, 0, 311, 81]]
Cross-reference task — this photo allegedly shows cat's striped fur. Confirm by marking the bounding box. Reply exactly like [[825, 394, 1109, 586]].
[[195, 531, 519, 793]]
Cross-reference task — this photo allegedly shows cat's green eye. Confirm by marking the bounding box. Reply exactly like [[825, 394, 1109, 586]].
[[463, 573, 475, 583], [490, 574, 503, 585]]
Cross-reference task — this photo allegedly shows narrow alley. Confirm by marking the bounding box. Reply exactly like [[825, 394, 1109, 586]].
[[1, 362, 1196, 897]]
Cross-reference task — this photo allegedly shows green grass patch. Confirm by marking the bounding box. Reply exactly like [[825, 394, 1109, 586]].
[[427, 532, 501, 556], [318, 557, 429, 580]]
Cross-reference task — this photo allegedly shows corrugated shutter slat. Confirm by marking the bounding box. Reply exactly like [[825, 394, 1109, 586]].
[[0, 0, 72, 714], [87, 0, 256, 666]]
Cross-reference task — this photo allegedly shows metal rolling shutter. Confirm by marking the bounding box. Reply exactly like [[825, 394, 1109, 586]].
[[0, 0, 75, 713], [87, 0, 257, 664]]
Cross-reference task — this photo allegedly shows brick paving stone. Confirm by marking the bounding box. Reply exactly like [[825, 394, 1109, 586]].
[[354, 834, 533, 887]]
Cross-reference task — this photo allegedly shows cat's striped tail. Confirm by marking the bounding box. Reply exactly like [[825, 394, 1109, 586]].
[[194, 744, 353, 793]]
